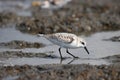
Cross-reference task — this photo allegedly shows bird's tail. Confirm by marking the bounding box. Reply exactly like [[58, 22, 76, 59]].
[[37, 34, 45, 37]]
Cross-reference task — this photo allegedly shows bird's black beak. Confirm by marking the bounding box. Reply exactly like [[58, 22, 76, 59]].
[[84, 47, 90, 54]]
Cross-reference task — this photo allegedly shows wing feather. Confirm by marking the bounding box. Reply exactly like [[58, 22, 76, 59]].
[[45, 33, 75, 44]]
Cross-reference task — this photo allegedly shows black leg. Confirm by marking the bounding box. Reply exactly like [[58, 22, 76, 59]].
[[59, 47, 63, 59], [66, 49, 79, 58]]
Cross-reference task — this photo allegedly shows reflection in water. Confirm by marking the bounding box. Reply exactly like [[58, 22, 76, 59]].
[[3, 57, 110, 66], [60, 57, 110, 65], [67, 58, 77, 64], [59, 57, 75, 64], [59, 58, 81, 64]]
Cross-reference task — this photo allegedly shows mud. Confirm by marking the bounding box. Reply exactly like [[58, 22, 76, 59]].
[[16, 0, 120, 35], [104, 36, 120, 42], [0, 12, 23, 26], [0, 0, 120, 35], [102, 54, 120, 65], [0, 64, 119, 80], [0, 40, 45, 49], [0, 51, 56, 58], [0, 52, 119, 80]]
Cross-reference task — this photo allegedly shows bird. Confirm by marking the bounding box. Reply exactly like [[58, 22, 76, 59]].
[[37, 33, 90, 59]]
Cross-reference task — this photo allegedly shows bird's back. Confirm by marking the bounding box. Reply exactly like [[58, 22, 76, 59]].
[[44, 33, 79, 48], [45, 33, 76, 43]]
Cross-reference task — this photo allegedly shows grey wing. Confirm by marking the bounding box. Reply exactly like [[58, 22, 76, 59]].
[[46, 34, 74, 44]]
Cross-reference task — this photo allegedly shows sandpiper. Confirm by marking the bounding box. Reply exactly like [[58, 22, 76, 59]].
[[37, 33, 90, 59]]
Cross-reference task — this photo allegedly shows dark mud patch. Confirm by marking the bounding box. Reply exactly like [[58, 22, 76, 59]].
[[104, 36, 120, 42], [102, 54, 120, 64], [0, 40, 45, 49], [0, 64, 119, 80], [16, 12, 120, 35], [0, 12, 24, 26], [0, 0, 120, 35], [0, 51, 56, 58]]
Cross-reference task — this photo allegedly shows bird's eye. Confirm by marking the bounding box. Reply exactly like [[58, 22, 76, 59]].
[[81, 42, 85, 45]]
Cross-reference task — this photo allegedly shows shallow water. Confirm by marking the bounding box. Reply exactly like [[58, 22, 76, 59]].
[[0, 27, 120, 65], [0, 0, 32, 16]]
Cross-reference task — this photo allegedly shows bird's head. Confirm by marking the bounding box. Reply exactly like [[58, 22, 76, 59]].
[[78, 38, 90, 54]]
